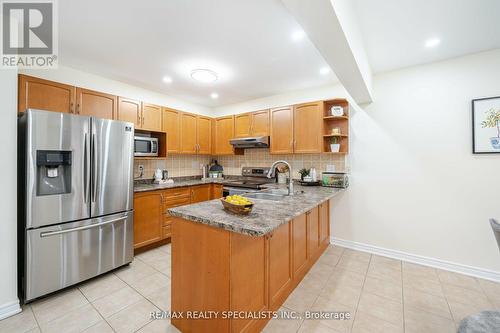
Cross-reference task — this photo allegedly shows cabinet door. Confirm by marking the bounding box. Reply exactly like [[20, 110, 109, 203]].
[[180, 113, 197, 154], [162, 108, 181, 153], [211, 184, 223, 199], [214, 116, 234, 155], [197, 116, 212, 154], [18, 74, 76, 113], [190, 185, 211, 203], [234, 113, 251, 138], [118, 97, 141, 128], [319, 201, 330, 246], [142, 103, 162, 132], [292, 213, 308, 279], [268, 223, 293, 308], [133, 191, 163, 248], [270, 106, 293, 154], [307, 206, 321, 258], [76, 88, 116, 119], [251, 109, 270, 136], [293, 102, 322, 153]]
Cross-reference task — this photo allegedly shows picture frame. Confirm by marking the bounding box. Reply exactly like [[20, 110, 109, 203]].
[[472, 96, 500, 154]]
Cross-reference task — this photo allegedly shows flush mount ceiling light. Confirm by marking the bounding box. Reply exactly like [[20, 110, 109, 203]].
[[320, 67, 331, 75], [291, 29, 306, 42], [190, 69, 218, 83], [210, 92, 219, 99], [425, 38, 441, 48], [162, 76, 173, 83]]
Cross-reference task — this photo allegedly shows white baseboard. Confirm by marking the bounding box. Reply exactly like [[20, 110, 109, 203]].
[[331, 237, 500, 282], [0, 300, 21, 320]]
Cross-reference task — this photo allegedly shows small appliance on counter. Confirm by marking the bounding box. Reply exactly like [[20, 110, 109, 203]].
[[208, 160, 223, 178], [322, 172, 349, 188]]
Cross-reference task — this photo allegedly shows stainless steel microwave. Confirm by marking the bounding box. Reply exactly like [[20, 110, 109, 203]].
[[134, 136, 158, 157]]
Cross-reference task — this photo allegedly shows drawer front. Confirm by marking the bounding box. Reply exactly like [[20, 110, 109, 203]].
[[164, 187, 190, 199], [163, 215, 173, 227], [164, 195, 191, 208], [162, 225, 172, 239]]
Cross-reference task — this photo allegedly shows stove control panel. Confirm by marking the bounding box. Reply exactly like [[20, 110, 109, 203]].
[[241, 167, 271, 177]]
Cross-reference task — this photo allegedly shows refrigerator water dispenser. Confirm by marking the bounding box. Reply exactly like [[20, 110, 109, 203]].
[[36, 150, 72, 196]]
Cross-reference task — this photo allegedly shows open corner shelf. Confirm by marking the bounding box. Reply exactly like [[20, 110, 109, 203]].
[[322, 99, 349, 154]]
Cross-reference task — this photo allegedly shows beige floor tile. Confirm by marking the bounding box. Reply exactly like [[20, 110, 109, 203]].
[[337, 256, 369, 275], [92, 285, 144, 318], [436, 270, 481, 291], [477, 278, 500, 308], [25, 327, 41, 333], [145, 286, 171, 312], [317, 252, 341, 268], [283, 285, 320, 312], [403, 262, 440, 284], [130, 272, 170, 297], [357, 292, 403, 328], [403, 274, 445, 298], [403, 288, 452, 319], [79, 273, 127, 302], [298, 274, 327, 295], [156, 244, 172, 254], [404, 307, 456, 333], [136, 249, 169, 264], [448, 300, 494, 325], [82, 320, 115, 333], [305, 264, 334, 285], [367, 262, 402, 281], [321, 283, 362, 308], [326, 268, 366, 291], [31, 288, 88, 324], [38, 303, 101, 333], [370, 255, 402, 271], [341, 249, 371, 263], [263, 312, 302, 333], [325, 245, 345, 257], [351, 310, 403, 333], [310, 296, 355, 333], [137, 319, 180, 333], [363, 275, 402, 303], [147, 257, 171, 276], [309, 262, 335, 278], [0, 306, 38, 333], [115, 259, 157, 285], [298, 320, 341, 333], [441, 283, 492, 309], [107, 298, 159, 333]]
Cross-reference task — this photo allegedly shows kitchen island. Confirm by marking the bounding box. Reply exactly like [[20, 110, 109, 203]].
[[168, 186, 343, 333]]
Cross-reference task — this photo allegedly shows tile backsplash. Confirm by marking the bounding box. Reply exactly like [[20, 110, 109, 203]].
[[134, 149, 347, 180]]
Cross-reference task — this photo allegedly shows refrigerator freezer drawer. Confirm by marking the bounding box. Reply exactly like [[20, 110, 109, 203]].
[[25, 211, 133, 302]]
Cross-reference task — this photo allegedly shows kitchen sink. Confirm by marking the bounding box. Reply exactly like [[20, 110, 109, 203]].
[[243, 192, 287, 201]]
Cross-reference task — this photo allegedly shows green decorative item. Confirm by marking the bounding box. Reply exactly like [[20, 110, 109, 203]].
[[330, 136, 340, 153], [298, 168, 310, 181]]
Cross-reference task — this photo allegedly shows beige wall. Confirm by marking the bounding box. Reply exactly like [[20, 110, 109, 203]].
[[133, 155, 212, 179]]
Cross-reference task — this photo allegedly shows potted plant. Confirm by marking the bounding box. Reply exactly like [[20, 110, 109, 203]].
[[330, 137, 341, 152], [298, 168, 310, 181], [481, 108, 500, 149]]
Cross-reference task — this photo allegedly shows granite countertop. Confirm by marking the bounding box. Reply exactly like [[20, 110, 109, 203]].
[[134, 178, 225, 192], [168, 185, 344, 237]]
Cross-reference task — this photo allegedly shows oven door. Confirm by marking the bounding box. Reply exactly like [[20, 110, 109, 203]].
[[24, 211, 133, 302], [134, 137, 158, 157]]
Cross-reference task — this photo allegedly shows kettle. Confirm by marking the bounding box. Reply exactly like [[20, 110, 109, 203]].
[[154, 169, 163, 182]]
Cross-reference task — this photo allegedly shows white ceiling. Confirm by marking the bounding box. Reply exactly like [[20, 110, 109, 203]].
[[58, 0, 337, 107], [352, 0, 500, 73]]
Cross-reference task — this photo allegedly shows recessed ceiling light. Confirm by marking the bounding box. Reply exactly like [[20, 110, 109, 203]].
[[190, 69, 218, 83], [210, 92, 219, 99], [425, 38, 440, 48], [162, 76, 172, 83], [291, 30, 306, 42], [320, 67, 331, 75]]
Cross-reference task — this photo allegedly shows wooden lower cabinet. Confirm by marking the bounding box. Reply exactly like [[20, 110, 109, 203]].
[[211, 184, 223, 199], [133, 191, 164, 249], [319, 201, 330, 245], [191, 184, 211, 203], [171, 202, 331, 333]]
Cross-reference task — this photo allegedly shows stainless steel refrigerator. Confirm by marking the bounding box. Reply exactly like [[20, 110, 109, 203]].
[[18, 109, 134, 302]]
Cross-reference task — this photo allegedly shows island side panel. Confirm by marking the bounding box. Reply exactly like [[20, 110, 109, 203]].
[[230, 232, 268, 333], [171, 217, 231, 333]]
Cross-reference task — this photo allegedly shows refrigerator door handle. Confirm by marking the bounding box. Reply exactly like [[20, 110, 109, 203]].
[[92, 133, 97, 203], [83, 133, 89, 203], [39, 216, 128, 238]]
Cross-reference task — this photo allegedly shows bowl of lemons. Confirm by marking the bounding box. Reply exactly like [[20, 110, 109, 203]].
[[220, 195, 254, 215]]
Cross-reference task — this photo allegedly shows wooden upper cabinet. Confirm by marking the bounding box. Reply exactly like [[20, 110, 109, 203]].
[[270, 106, 294, 154], [214, 116, 235, 155], [118, 97, 141, 128], [141, 103, 162, 132], [293, 102, 323, 153], [76, 88, 116, 120], [162, 108, 181, 153], [133, 191, 163, 249], [180, 112, 197, 154], [251, 109, 270, 136], [196, 116, 212, 154], [234, 113, 252, 138], [18, 74, 76, 114]]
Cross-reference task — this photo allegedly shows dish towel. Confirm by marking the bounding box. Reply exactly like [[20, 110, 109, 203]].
[[457, 311, 500, 333]]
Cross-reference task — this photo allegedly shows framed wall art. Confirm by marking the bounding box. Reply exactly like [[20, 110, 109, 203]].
[[472, 96, 500, 154]]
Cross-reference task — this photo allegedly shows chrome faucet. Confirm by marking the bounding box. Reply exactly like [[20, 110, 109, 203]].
[[267, 160, 294, 195]]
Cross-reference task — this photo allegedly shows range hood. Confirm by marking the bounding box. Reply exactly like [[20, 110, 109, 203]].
[[229, 136, 270, 148]]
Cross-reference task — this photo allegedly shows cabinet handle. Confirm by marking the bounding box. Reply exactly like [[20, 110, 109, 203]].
[[76, 103, 80, 114], [142, 116, 145, 126], [160, 193, 165, 204], [137, 112, 140, 125], [70, 102, 74, 114]]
